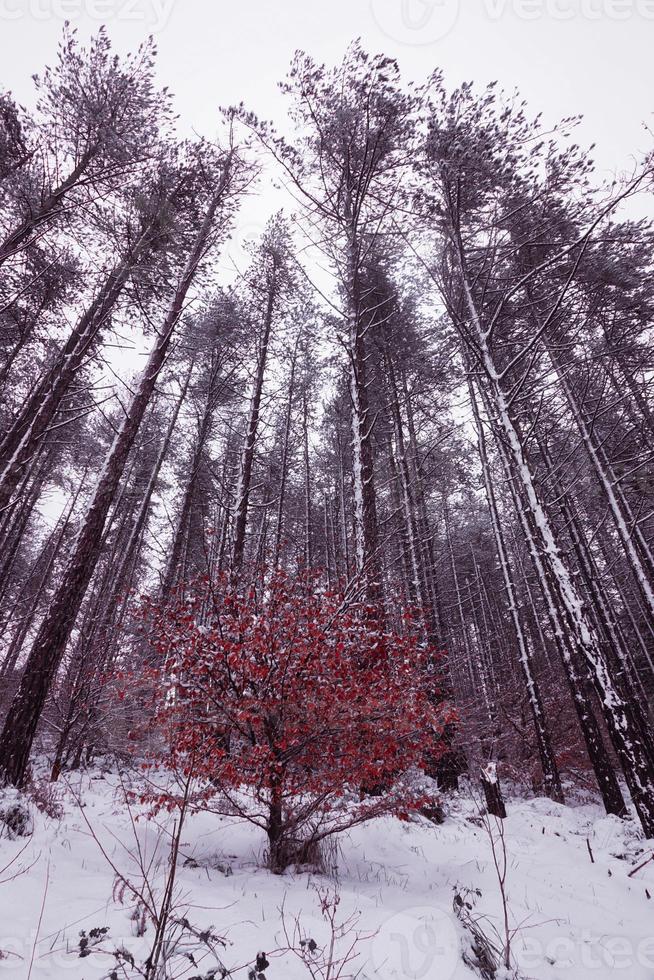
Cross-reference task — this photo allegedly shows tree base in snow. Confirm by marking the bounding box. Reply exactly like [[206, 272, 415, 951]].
[[481, 764, 507, 819]]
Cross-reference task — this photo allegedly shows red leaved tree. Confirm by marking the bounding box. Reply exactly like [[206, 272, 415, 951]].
[[140, 571, 452, 871]]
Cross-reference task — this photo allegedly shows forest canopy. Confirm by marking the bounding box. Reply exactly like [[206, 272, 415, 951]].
[[1, 29, 654, 848]]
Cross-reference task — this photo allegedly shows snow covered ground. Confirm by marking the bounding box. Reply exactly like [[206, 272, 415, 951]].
[[1, 770, 653, 979]]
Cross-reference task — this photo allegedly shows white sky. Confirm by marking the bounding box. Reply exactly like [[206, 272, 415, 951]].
[[1, 0, 652, 185]]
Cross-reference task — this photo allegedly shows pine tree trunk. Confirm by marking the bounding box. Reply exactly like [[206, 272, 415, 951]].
[[273, 342, 298, 570], [0, 222, 160, 515], [484, 382, 629, 817], [547, 343, 654, 620], [450, 247, 654, 836], [231, 262, 278, 575], [481, 763, 507, 819], [468, 376, 564, 802], [0, 174, 231, 786]]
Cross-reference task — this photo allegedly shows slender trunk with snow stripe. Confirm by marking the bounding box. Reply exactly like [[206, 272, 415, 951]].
[[451, 253, 654, 834], [546, 343, 654, 621], [468, 376, 564, 801], [487, 391, 628, 816]]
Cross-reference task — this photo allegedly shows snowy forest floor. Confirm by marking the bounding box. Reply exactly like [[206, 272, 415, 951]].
[[1, 768, 653, 980]]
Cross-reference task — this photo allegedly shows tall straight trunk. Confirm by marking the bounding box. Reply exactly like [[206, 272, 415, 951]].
[[474, 555, 512, 688], [618, 580, 654, 679], [443, 499, 492, 723], [0, 172, 231, 786], [546, 343, 654, 621], [468, 376, 564, 801], [118, 365, 192, 605], [0, 217, 163, 516], [272, 342, 298, 570], [0, 302, 45, 391], [347, 324, 382, 604], [51, 370, 193, 775], [401, 367, 445, 645], [336, 432, 351, 579], [601, 327, 654, 448], [513, 462, 630, 813], [384, 346, 438, 642], [0, 497, 77, 681], [387, 436, 417, 607], [253, 506, 269, 576], [475, 348, 628, 818], [464, 570, 498, 703], [216, 435, 238, 575], [301, 389, 312, 568], [449, 241, 654, 836], [0, 450, 52, 617], [161, 416, 210, 599], [343, 226, 382, 607], [0, 444, 54, 558], [539, 434, 653, 701], [162, 326, 237, 595], [50, 472, 151, 780], [231, 264, 278, 574], [323, 496, 335, 589]]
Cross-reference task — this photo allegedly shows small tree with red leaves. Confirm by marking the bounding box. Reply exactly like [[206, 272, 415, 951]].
[[142, 571, 451, 872]]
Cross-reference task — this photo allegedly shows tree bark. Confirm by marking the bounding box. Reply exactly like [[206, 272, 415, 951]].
[[0, 167, 233, 786]]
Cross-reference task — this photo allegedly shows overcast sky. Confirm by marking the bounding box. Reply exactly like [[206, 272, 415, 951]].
[[1, 0, 652, 164]]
